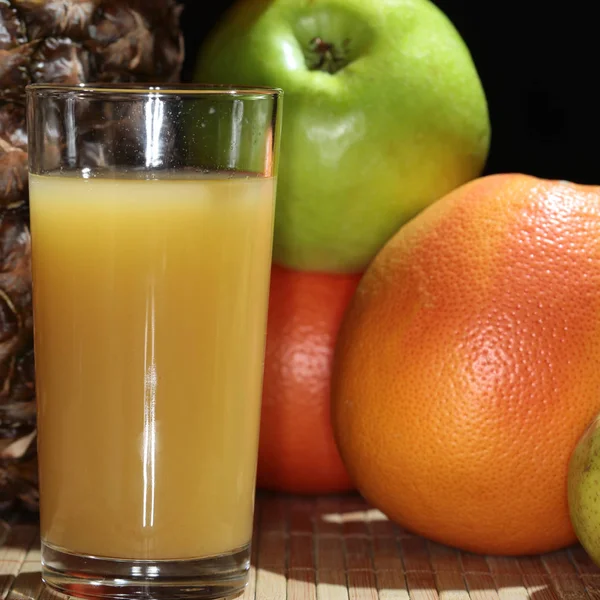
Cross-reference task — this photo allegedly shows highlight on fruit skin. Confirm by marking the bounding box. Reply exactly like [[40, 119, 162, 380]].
[[331, 173, 600, 556]]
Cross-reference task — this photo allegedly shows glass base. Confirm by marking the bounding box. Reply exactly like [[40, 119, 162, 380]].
[[41, 541, 250, 600]]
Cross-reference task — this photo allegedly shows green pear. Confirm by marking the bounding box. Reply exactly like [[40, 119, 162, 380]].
[[568, 415, 600, 564]]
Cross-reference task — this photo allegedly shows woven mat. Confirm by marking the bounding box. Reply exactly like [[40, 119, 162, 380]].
[[1, 492, 600, 600]]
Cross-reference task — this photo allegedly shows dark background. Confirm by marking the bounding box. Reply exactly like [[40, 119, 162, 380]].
[[178, 1, 598, 185]]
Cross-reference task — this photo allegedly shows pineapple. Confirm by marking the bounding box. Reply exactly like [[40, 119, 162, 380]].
[[0, 0, 184, 511]]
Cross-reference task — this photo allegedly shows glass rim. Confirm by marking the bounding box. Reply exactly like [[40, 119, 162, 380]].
[[25, 82, 283, 99]]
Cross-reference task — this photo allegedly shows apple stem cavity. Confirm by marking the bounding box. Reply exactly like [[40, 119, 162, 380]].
[[307, 37, 351, 74]]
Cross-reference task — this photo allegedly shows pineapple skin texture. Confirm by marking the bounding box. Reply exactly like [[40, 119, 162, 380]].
[[0, 0, 184, 511]]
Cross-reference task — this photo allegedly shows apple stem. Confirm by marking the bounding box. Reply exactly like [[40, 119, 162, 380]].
[[307, 37, 350, 74]]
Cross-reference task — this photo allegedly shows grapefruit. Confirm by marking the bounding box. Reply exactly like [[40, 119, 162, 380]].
[[331, 173, 600, 555]]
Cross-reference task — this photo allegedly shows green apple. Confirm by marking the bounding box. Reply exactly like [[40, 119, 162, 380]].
[[194, 0, 490, 273], [568, 414, 600, 566]]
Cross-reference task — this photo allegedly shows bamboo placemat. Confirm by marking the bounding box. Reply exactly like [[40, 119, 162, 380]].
[[1, 492, 600, 600]]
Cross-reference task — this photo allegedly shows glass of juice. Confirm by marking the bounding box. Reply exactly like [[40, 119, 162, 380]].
[[26, 83, 282, 599]]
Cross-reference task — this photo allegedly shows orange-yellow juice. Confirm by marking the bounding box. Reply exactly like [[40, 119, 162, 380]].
[[30, 171, 275, 560]]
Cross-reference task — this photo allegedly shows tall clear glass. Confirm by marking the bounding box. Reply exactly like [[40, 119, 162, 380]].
[[26, 84, 282, 599]]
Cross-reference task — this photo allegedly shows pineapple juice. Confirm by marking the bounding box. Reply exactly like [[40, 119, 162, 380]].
[[29, 171, 275, 560]]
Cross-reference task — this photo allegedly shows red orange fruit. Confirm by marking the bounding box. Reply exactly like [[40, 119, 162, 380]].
[[257, 265, 360, 494]]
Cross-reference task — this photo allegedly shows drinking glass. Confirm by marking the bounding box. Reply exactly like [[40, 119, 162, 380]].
[[26, 83, 282, 599]]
